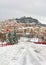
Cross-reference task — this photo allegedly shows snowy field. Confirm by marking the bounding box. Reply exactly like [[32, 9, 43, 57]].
[[0, 37, 46, 65]]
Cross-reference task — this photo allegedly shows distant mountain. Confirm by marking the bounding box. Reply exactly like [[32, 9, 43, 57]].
[[16, 16, 46, 26]]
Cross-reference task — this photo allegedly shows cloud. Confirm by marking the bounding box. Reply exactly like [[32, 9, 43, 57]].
[[0, 0, 46, 24]]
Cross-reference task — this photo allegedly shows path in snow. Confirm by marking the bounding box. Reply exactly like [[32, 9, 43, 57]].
[[0, 37, 46, 65], [15, 43, 41, 65]]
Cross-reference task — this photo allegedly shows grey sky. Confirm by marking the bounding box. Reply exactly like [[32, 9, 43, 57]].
[[0, 0, 46, 24]]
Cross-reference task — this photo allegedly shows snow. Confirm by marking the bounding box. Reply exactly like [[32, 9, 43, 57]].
[[0, 41, 7, 44], [18, 27, 33, 29], [0, 42, 3, 44], [0, 37, 46, 65], [18, 37, 29, 42], [30, 38, 42, 42]]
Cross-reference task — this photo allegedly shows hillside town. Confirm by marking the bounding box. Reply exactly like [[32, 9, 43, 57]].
[[0, 17, 46, 42], [0, 18, 46, 65]]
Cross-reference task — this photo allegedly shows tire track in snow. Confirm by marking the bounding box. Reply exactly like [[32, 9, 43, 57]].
[[12, 46, 27, 65], [16, 43, 41, 65], [28, 49, 41, 65]]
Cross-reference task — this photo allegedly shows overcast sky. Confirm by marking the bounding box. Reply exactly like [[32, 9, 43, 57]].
[[0, 0, 46, 24]]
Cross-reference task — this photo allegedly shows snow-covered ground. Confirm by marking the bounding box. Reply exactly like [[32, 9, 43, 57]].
[[0, 37, 46, 65]]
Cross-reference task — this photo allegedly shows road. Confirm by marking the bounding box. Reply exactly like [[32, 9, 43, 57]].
[[14, 42, 42, 65], [0, 37, 46, 65]]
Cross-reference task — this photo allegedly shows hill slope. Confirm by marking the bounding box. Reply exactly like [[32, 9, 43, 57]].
[[16, 16, 46, 26]]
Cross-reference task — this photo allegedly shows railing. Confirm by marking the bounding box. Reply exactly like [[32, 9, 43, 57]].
[[34, 42, 46, 44]]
